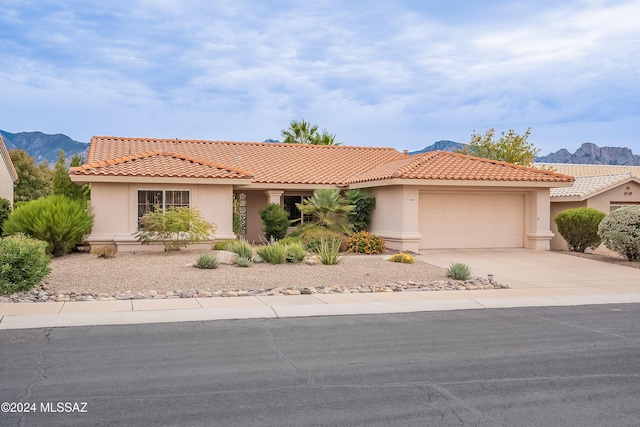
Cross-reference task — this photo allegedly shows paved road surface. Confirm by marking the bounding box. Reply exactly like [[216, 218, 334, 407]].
[[2, 304, 640, 426]]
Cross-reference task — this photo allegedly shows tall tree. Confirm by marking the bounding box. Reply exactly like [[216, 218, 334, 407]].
[[52, 150, 89, 201], [456, 128, 540, 166], [281, 120, 341, 145], [9, 149, 53, 203]]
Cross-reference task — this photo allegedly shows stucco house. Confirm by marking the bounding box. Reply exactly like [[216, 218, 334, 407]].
[[69, 136, 573, 252], [536, 164, 640, 250], [0, 135, 18, 206]]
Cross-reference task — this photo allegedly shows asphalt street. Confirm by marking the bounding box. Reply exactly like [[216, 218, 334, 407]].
[[2, 304, 640, 426]]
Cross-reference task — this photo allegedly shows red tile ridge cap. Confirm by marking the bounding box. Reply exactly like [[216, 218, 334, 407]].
[[89, 136, 402, 152]]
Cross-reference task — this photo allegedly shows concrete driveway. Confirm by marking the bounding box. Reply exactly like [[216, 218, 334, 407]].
[[418, 248, 639, 294]]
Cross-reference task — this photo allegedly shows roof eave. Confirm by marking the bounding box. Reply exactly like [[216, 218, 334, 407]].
[[69, 175, 254, 185]]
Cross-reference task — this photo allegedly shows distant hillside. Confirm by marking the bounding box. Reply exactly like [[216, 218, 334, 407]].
[[409, 140, 464, 155], [536, 143, 640, 166], [0, 130, 89, 164]]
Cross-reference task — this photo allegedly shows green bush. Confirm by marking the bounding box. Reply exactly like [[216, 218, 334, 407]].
[[236, 256, 251, 267], [295, 226, 348, 253], [447, 263, 471, 280], [388, 253, 415, 264], [317, 236, 346, 265], [0, 234, 52, 294], [213, 240, 234, 250], [256, 243, 286, 264], [345, 189, 376, 232], [283, 242, 307, 263], [0, 197, 11, 234], [136, 207, 215, 252], [555, 207, 606, 253], [3, 195, 94, 257], [259, 203, 290, 241], [224, 237, 253, 260], [195, 253, 219, 269], [347, 231, 386, 254], [598, 207, 640, 261], [277, 236, 303, 246]]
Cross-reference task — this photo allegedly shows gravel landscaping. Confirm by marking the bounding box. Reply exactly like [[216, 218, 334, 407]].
[[3, 250, 506, 302]]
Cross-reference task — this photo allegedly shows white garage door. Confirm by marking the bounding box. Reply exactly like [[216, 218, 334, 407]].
[[419, 192, 524, 249]]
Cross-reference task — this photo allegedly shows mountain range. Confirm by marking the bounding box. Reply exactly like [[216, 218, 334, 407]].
[[1, 129, 638, 166], [0, 130, 88, 164], [411, 140, 640, 166]]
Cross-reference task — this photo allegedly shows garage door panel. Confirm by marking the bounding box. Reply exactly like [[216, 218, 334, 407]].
[[419, 193, 524, 249]]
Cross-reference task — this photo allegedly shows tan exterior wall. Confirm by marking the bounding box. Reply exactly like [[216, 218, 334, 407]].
[[369, 186, 422, 252], [587, 181, 640, 212], [0, 160, 14, 205], [87, 182, 235, 251]]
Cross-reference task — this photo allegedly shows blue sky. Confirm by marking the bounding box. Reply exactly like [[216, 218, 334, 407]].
[[1, 0, 638, 155]]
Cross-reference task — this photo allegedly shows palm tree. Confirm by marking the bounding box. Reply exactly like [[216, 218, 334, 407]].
[[296, 189, 355, 234], [281, 120, 341, 145]]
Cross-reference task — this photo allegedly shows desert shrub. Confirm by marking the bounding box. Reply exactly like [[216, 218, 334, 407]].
[[0, 234, 52, 294], [256, 243, 286, 264], [136, 207, 215, 252], [2, 195, 94, 257], [277, 236, 303, 246], [195, 253, 219, 269], [283, 242, 307, 263], [347, 231, 386, 254], [598, 207, 640, 261], [295, 226, 348, 253], [92, 245, 117, 259], [345, 189, 376, 232], [224, 237, 253, 260], [213, 240, 234, 250], [447, 263, 471, 280], [317, 236, 346, 265], [236, 256, 251, 267], [0, 197, 11, 234], [259, 203, 290, 241], [555, 207, 606, 252], [388, 253, 415, 264]]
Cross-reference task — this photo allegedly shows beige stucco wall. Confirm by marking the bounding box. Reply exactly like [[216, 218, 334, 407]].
[[369, 186, 422, 252], [550, 181, 640, 250], [87, 182, 235, 251], [0, 160, 14, 205]]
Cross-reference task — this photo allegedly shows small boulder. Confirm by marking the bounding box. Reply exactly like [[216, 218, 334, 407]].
[[216, 250, 239, 265]]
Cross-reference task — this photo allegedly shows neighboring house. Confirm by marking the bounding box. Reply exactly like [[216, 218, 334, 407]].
[[537, 164, 640, 250], [69, 137, 573, 252], [0, 135, 18, 206]]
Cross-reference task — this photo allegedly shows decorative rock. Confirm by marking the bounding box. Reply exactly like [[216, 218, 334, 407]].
[[284, 289, 301, 295], [252, 255, 264, 263], [305, 255, 321, 265], [216, 250, 239, 265], [180, 291, 194, 298], [197, 291, 212, 298], [222, 291, 238, 297]]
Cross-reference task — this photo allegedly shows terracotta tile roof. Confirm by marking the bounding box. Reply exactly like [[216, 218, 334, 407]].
[[75, 137, 574, 185], [0, 135, 18, 182], [349, 151, 574, 183], [70, 150, 253, 179], [535, 163, 640, 178], [551, 173, 639, 199], [81, 136, 404, 185]]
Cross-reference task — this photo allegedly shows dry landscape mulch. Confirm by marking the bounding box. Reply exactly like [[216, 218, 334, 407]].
[[555, 250, 640, 269]]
